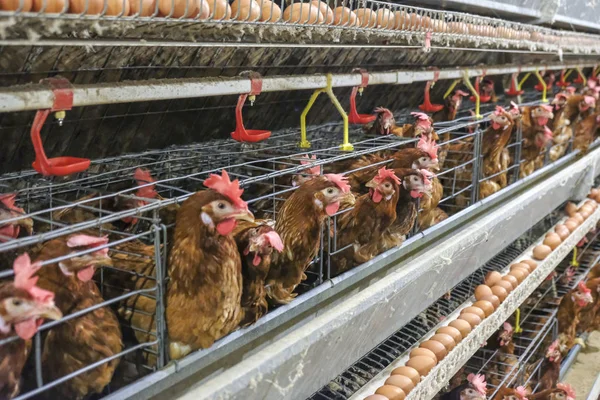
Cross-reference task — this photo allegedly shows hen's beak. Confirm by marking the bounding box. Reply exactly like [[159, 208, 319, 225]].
[[429, 160, 440, 171], [232, 209, 254, 223], [68, 251, 113, 271], [17, 217, 34, 235], [37, 303, 63, 321], [365, 179, 378, 189]]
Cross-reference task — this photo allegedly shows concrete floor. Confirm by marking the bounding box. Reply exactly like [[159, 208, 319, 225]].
[[563, 331, 600, 399]]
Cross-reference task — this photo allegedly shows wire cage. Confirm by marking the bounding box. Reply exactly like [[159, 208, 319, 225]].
[[309, 200, 567, 400], [455, 229, 600, 398], [0, 84, 589, 400]]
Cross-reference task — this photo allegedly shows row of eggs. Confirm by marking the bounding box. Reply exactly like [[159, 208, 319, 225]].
[[0, 0, 595, 49], [364, 196, 599, 400]]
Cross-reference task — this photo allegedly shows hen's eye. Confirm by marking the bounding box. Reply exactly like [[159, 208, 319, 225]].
[[217, 203, 226, 209], [12, 299, 22, 307], [327, 188, 334, 194]]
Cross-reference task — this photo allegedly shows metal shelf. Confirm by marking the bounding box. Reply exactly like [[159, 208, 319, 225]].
[[406, 0, 600, 34], [115, 144, 600, 400], [351, 206, 600, 399], [311, 212, 563, 399], [2, 0, 600, 53], [0, 61, 596, 113]]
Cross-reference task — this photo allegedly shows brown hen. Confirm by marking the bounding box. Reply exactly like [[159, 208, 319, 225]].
[[266, 174, 351, 304], [547, 93, 573, 161], [330, 167, 400, 276], [557, 281, 593, 350], [377, 169, 434, 253], [518, 104, 554, 178], [0, 254, 62, 399], [363, 107, 404, 136], [433, 90, 469, 168], [233, 220, 283, 326], [34, 235, 122, 400], [167, 170, 254, 360], [538, 340, 562, 391], [446, 106, 515, 207], [577, 277, 600, 332], [529, 383, 575, 400]]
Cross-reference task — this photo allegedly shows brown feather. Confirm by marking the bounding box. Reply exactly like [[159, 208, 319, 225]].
[[34, 239, 123, 400], [166, 190, 243, 359]]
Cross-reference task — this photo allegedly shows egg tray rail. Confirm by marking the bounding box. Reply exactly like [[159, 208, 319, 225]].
[[459, 234, 600, 398], [308, 209, 564, 400], [397, 201, 600, 400], [2, 0, 600, 52]]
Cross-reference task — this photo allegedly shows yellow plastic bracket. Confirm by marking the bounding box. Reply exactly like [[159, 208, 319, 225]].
[[299, 89, 322, 149], [462, 71, 482, 119], [576, 67, 587, 87], [514, 308, 523, 334], [564, 69, 574, 80], [299, 74, 353, 151], [443, 79, 461, 99], [518, 72, 532, 90], [534, 69, 548, 103], [572, 247, 579, 267]]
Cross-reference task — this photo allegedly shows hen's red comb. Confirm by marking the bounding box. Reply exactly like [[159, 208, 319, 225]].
[[503, 322, 513, 334], [374, 107, 394, 119], [589, 79, 597, 89], [417, 136, 439, 161], [467, 373, 487, 396], [514, 386, 528, 400], [578, 281, 591, 295], [453, 89, 469, 98], [134, 168, 158, 200], [300, 154, 321, 176], [204, 170, 248, 210], [547, 339, 560, 355], [13, 253, 55, 305], [557, 383, 575, 400], [373, 167, 401, 186], [411, 112, 429, 121], [493, 105, 507, 116], [263, 230, 284, 252], [411, 112, 432, 129], [324, 174, 350, 193], [554, 93, 569, 101], [0, 193, 20, 212], [566, 86, 576, 94], [420, 169, 435, 186], [540, 104, 554, 113], [584, 95, 596, 106], [67, 235, 108, 248]]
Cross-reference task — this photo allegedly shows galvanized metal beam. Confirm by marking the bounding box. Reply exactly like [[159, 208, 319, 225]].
[[0, 61, 597, 113]]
